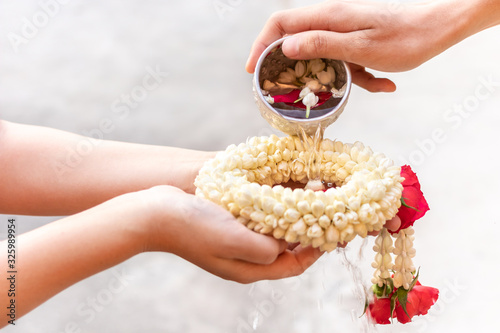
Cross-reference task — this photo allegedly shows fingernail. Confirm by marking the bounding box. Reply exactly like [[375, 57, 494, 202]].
[[278, 240, 287, 254], [282, 37, 299, 58], [245, 57, 252, 73]]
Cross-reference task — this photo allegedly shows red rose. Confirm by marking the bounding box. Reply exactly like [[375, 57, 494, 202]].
[[412, 284, 439, 316], [393, 165, 430, 233], [394, 289, 419, 324], [367, 282, 439, 325], [367, 297, 393, 324], [395, 284, 439, 324]]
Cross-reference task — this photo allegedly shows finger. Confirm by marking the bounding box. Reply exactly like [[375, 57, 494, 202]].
[[246, 3, 372, 72], [189, 197, 284, 265], [221, 224, 284, 265], [234, 245, 324, 283], [280, 30, 364, 62], [348, 63, 397, 92], [278, 239, 288, 254], [288, 245, 324, 274], [384, 215, 401, 232], [368, 215, 402, 237]]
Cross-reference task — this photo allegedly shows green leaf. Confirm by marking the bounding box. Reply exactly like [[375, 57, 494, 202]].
[[386, 277, 395, 294], [397, 288, 411, 320], [372, 278, 395, 299], [408, 267, 421, 291], [401, 197, 419, 211], [360, 297, 369, 318], [389, 292, 398, 323], [372, 284, 385, 298]]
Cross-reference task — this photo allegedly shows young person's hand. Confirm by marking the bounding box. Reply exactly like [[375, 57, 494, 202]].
[[142, 185, 324, 283]]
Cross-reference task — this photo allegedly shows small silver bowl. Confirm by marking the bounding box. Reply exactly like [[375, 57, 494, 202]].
[[253, 37, 352, 136]]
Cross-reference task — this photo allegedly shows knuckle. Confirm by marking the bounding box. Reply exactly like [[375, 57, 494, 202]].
[[269, 10, 284, 23], [308, 32, 330, 56], [268, 10, 288, 35], [289, 265, 306, 278]]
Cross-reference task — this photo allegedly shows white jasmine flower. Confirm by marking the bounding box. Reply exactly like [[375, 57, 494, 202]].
[[265, 95, 274, 104], [303, 92, 319, 118], [305, 79, 322, 92], [331, 83, 347, 98], [308, 59, 326, 75], [316, 70, 332, 85], [299, 87, 312, 98], [294, 61, 306, 77], [317, 66, 336, 85], [327, 66, 336, 83], [300, 76, 315, 84], [277, 68, 296, 84], [303, 92, 318, 108]]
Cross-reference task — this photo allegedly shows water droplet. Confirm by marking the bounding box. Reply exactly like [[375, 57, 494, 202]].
[[248, 283, 256, 296], [337, 294, 343, 305], [350, 309, 358, 322], [317, 299, 323, 311], [252, 311, 260, 330]]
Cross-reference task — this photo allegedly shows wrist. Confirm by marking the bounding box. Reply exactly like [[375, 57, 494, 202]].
[[102, 190, 160, 255], [462, 0, 500, 32], [181, 150, 217, 194], [136, 185, 187, 253], [426, 0, 500, 49]]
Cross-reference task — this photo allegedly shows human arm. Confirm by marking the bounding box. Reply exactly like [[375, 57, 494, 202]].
[[246, 0, 500, 92], [0, 120, 215, 216], [0, 185, 324, 327]]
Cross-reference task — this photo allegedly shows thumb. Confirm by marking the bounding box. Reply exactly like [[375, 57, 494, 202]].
[[282, 31, 358, 63]]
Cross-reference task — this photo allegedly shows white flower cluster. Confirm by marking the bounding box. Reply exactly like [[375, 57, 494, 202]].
[[261, 59, 345, 117], [371, 228, 394, 287], [371, 227, 417, 289], [393, 227, 416, 289], [195, 135, 404, 252], [263, 59, 336, 92]]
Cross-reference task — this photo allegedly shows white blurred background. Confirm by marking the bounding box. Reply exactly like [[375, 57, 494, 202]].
[[1, 0, 499, 332]]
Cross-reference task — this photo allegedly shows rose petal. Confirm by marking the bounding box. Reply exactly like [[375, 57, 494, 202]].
[[271, 89, 332, 109], [395, 291, 419, 324], [395, 284, 439, 324], [392, 165, 430, 233], [272, 89, 301, 104], [367, 297, 393, 325], [401, 165, 421, 189], [413, 285, 439, 316]]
